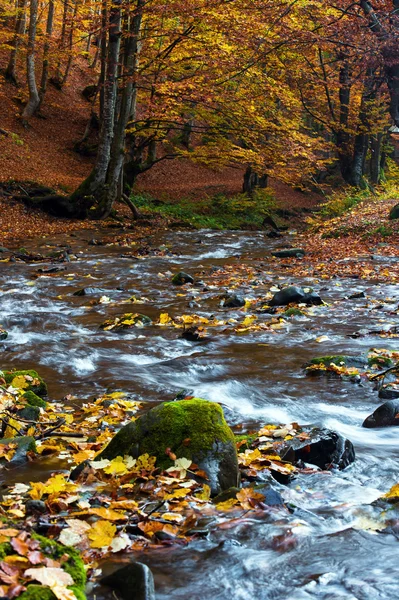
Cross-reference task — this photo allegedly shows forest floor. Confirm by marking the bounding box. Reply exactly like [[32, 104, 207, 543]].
[[1, 60, 399, 267]]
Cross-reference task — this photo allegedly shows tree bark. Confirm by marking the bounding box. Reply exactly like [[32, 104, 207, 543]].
[[22, 0, 40, 123], [39, 0, 55, 107], [5, 0, 27, 85]]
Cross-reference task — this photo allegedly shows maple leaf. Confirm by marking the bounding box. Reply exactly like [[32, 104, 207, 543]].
[[88, 521, 116, 549], [43, 475, 77, 496], [10, 376, 29, 390]]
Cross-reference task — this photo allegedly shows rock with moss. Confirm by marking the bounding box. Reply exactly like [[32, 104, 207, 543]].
[[0, 328, 8, 340], [0, 533, 86, 600], [304, 354, 366, 373], [22, 390, 47, 408], [283, 307, 305, 317], [2, 369, 47, 397], [171, 272, 194, 285], [389, 203, 399, 220], [98, 398, 239, 495]]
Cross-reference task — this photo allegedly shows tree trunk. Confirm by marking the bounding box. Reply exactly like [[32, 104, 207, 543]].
[[94, 0, 144, 218], [243, 166, 259, 195], [53, 0, 68, 87], [62, 0, 79, 86], [39, 0, 55, 107], [22, 0, 40, 123], [5, 0, 27, 85], [370, 133, 383, 184]]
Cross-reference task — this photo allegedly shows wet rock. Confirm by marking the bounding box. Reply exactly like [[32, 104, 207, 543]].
[[348, 291, 366, 300], [379, 386, 399, 400], [73, 287, 108, 296], [97, 398, 240, 495], [0, 436, 36, 464], [253, 483, 284, 506], [37, 266, 67, 274], [222, 293, 245, 308], [272, 248, 305, 258], [303, 354, 366, 373], [100, 313, 152, 331], [269, 286, 322, 307], [0, 328, 8, 340], [101, 562, 155, 600], [363, 400, 399, 428], [389, 203, 399, 220], [172, 272, 194, 285], [18, 404, 41, 421], [182, 326, 209, 342], [25, 499, 47, 515], [279, 427, 355, 470], [266, 230, 282, 238], [2, 369, 47, 397], [101, 563, 155, 600]]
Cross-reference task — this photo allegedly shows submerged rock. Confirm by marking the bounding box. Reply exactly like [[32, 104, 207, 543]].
[[2, 369, 47, 397], [100, 313, 152, 331], [222, 293, 245, 308], [101, 563, 155, 600], [304, 354, 366, 374], [272, 248, 305, 258], [172, 272, 194, 285], [97, 398, 240, 495], [269, 286, 322, 307], [363, 400, 399, 428], [279, 427, 355, 470], [379, 386, 399, 400]]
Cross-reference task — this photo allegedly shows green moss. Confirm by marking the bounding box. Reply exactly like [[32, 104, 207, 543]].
[[3, 369, 47, 397], [308, 355, 347, 367], [0, 535, 86, 600], [100, 398, 235, 469], [283, 308, 305, 317], [22, 390, 47, 408], [367, 355, 394, 368], [234, 433, 257, 450]]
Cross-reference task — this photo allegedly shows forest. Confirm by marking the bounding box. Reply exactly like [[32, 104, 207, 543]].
[[0, 1, 399, 599]]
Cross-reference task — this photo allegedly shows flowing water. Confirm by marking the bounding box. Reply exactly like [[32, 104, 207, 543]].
[[1, 228, 399, 599]]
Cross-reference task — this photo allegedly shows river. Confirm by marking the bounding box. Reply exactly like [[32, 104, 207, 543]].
[[1, 227, 398, 599]]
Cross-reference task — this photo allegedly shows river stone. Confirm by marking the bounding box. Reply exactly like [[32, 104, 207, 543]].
[[223, 293, 245, 308], [272, 248, 305, 258], [304, 354, 366, 371], [389, 203, 399, 220], [101, 563, 155, 600], [0, 436, 36, 464], [279, 427, 355, 470], [172, 272, 194, 285], [363, 400, 399, 428], [0, 329, 8, 340], [97, 398, 240, 495], [379, 386, 399, 400], [73, 287, 109, 296], [269, 286, 322, 307], [2, 369, 47, 397]]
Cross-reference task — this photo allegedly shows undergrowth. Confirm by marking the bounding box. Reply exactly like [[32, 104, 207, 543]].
[[131, 188, 279, 229]]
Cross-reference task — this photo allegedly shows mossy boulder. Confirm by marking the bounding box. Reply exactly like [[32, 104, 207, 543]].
[[22, 390, 47, 408], [283, 307, 305, 317], [0, 533, 86, 600], [304, 355, 366, 372], [389, 203, 399, 220], [171, 272, 194, 285], [3, 369, 47, 397], [98, 398, 239, 495]]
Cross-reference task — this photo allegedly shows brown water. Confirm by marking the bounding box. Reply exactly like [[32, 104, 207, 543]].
[[1, 228, 399, 599]]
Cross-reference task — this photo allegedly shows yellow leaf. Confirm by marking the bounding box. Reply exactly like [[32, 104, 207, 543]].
[[159, 313, 171, 325], [384, 483, 399, 500], [164, 488, 189, 500], [84, 507, 126, 521], [43, 474, 77, 495], [72, 449, 96, 465], [88, 520, 116, 548], [216, 498, 238, 511], [29, 482, 46, 500], [103, 456, 129, 476], [241, 315, 256, 327], [195, 484, 211, 501], [11, 375, 29, 390]]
